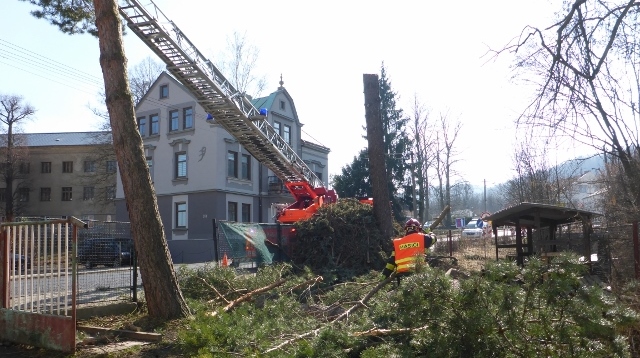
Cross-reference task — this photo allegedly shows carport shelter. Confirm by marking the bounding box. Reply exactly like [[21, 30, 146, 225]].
[[483, 202, 601, 267]]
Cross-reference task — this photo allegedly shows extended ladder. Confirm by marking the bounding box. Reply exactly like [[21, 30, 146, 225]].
[[118, 0, 322, 189]]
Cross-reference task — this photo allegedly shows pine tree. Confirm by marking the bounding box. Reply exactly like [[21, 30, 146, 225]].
[[373, 63, 412, 220], [332, 150, 371, 199]]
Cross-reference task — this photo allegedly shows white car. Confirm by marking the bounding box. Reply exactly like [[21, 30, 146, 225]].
[[462, 219, 485, 238]]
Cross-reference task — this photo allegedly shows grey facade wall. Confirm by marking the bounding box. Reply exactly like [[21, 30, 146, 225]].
[[115, 73, 330, 263]]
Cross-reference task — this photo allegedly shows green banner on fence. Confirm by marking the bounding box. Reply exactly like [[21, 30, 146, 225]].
[[218, 222, 273, 265]]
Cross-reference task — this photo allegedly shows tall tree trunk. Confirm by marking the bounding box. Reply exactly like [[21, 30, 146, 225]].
[[363, 74, 393, 240], [93, 0, 189, 319]]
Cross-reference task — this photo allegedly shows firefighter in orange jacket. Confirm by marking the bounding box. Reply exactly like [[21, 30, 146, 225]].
[[382, 218, 437, 281]]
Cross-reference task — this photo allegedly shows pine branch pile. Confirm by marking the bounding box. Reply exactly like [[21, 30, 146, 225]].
[[289, 198, 397, 278], [174, 254, 640, 357]]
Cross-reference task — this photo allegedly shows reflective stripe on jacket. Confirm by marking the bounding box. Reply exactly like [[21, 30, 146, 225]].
[[393, 232, 426, 273]]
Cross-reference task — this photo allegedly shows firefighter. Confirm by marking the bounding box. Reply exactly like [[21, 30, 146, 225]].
[[382, 218, 437, 284]]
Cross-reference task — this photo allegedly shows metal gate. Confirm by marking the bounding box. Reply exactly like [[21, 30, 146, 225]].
[[0, 218, 84, 353]]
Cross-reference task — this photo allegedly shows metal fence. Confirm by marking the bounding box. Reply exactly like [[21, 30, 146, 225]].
[[2, 220, 78, 313], [0, 218, 82, 353], [593, 224, 637, 288], [76, 221, 137, 306]]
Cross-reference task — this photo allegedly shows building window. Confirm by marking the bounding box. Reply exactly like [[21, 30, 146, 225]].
[[106, 186, 116, 200], [241, 154, 251, 180], [83, 187, 94, 201], [41, 162, 51, 173], [227, 151, 238, 178], [18, 188, 29, 202], [160, 84, 168, 99], [40, 187, 51, 201], [106, 160, 117, 173], [84, 161, 96, 173], [137, 117, 147, 136], [183, 107, 193, 129], [280, 100, 285, 110], [146, 156, 153, 180], [18, 162, 30, 174], [176, 152, 187, 178], [169, 110, 179, 131], [228, 202, 237, 222], [241, 203, 251, 223], [176, 202, 187, 228], [150, 114, 159, 135], [62, 187, 72, 201], [273, 121, 281, 135], [315, 172, 323, 181], [62, 161, 73, 173], [283, 124, 291, 145]]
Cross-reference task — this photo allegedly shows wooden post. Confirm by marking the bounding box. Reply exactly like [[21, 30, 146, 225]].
[[494, 225, 499, 261], [363, 74, 393, 241], [515, 219, 523, 266], [1, 230, 7, 308], [582, 215, 592, 272]]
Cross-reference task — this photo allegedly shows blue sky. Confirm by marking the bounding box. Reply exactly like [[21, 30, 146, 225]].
[[0, 0, 592, 189]]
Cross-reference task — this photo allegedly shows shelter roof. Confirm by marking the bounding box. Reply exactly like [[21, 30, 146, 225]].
[[484, 202, 601, 228]]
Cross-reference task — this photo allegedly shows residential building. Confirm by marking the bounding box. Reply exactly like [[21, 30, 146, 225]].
[[0, 132, 116, 221], [115, 72, 330, 263], [572, 169, 605, 212]]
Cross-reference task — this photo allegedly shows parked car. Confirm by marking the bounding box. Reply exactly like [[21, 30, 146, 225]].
[[462, 219, 485, 238], [78, 238, 132, 269], [12, 254, 30, 272]]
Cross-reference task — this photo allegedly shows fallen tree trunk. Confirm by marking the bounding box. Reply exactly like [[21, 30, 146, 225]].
[[208, 278, 287, 317]]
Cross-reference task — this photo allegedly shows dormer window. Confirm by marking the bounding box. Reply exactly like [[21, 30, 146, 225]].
[[160, 85, 169, 99], [280, 100, 285, 110]]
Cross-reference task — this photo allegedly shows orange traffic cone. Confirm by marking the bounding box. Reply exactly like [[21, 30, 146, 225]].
[[222, 253, 229, 267]]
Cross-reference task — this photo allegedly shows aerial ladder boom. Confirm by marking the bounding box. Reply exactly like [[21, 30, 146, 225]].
[[119, 0, 334, 223]]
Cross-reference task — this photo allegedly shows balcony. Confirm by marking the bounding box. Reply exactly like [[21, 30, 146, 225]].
[[268, 176, 286, 194]]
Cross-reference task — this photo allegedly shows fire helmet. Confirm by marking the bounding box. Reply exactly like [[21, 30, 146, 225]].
[[404, 218, 421, 234]]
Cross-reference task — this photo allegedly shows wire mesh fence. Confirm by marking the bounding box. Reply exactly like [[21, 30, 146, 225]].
[[593, 224, 637, 289], [76, 221, 136, 306]]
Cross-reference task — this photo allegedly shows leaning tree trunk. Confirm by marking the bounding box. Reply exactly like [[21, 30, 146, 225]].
[[93, 0, 190, 319]]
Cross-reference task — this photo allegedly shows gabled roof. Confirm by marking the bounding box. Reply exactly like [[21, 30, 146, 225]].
[[136, 71, 190, 108], [18, 132, 111, 147], [484, 202, 601, 228]]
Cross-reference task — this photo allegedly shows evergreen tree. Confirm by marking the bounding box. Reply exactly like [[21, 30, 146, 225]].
[[332, 150, 371, 199], [378, 63, 412, 220]]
